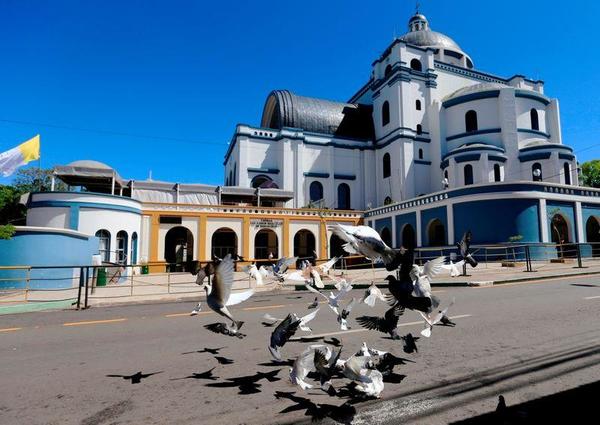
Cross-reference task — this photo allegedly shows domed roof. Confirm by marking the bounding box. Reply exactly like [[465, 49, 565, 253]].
[[444, 82, 508, 101], [68, 160, 113, 169], [399, 13, 464, 52]]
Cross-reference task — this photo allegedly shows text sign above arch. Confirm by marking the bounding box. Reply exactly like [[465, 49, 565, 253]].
[[251, 219, 283, 229]]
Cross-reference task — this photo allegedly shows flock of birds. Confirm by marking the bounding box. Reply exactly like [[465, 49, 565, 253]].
[[188, 224, 478, 399]]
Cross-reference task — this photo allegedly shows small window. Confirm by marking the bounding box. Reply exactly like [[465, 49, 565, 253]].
[[530, 109, 539, 131], [384, 64, 392, 78], [382, 101, 390, 126], [416, 99, 421, 111], [337, 183, 351, 210], [418, 148, 423, 159], [564, 162, 571, 185], [493, 164, 501, 182], [444, 169, 448, 179], [532, 163, 542, 182], [95, 230, 111, 262], [383, 153, 391, 178], [464, 164, 474, 185], [410, 59, 422, 71], [465, 110, 478, 132], [384, 196, 393, 205], [309, 181, 323, 203], [116, 231, 128, 265], [416, 124, 422, 135]]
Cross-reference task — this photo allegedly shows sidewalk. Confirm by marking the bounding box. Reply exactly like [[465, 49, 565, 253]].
[[2, 259, 600, 314]]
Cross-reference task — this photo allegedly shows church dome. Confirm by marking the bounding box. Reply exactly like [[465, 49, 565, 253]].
[[67, 160, 113, 170], [444, 82, 508, 101]]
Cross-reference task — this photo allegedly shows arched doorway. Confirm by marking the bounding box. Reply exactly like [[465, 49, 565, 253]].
[[380, 227, 392, 247], [211, 228, 238, 259], [294, 229, 316, 266], [586, 216, 600, 257], [401, 224, 416, 250], [427, 219, 446, 246], [165, 226, 194, 272], [254, 229, 278, 260], [550, 214, 570, 244], [329, 234, 345, 258], [116, 231, 128, 265]]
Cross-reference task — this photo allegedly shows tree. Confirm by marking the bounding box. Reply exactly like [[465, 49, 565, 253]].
[[0, 185, 25, 225], [580, 160, 600, 188], [13, 167, 65, 193]]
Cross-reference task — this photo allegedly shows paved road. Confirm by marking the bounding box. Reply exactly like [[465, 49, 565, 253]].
[[1, 274, 600, 425]]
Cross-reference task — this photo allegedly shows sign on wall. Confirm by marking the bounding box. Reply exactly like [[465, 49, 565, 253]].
[[251, 219, 283, 229]]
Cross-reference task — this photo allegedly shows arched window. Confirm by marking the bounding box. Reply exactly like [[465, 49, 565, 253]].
[[494, 164, 501, 182], [254, 229, 278, 260], [465, 110, 478, 132], [464, 164, 474, 185], [380, 227, 392, 247], [383, 153, 391, 178], [116, 231, 128, 265], [165, 226, 194, 272], [382, 101, 390, 126], [95, 230, 111, 262], [251, 175, 277, 189], [337, 183, 351, 210], [294, 230, 316, 265], [384, 64, 392, 78], [410, 58, 422, 71], [418, 148, 423, 159], [416, 124, 422, 135], [211, 227, 237, 259], [384, 196, 393, 205], [130, 232, 138, 265], [564, 162, 571, 185], [427, 219, 446, 246], [416, 99, 422, 111], [532, 163, 543, 182], [530, 109, 539, 131], [444, 169, 448, 179], [309, 181, 323, 203]]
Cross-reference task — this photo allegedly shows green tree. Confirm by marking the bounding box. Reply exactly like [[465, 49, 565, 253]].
[[12, 167, 65, 193], [580, 160, 600, 188], [0, 185, 26, 225]]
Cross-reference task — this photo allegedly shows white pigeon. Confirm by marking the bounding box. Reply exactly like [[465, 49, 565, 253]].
[[333, 277, 353, 292], [285, 261, 324, 289], [441, 260, 464, 278], [305, 282, 352, 316], [361, 282, 386, 307], [294, 308, 320, 332], [246, 263, 269, 286], [315, 256, 340, 275], [354, 369, 384, 398], [202, 254, 254, 331], [410, 256, 446, 311], [341, 352, 384, 397], [190, 302, 202, 316], [289, 345, 332, 390], [420, 298, 455, 338], [328, 223, 395, 264]]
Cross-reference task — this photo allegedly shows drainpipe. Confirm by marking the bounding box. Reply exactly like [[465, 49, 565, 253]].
[[257, 188, 261, 207]]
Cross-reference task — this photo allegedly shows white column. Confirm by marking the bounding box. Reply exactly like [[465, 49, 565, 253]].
[[111, 175, 115, 195], [51, 176, 55, 191], [446, 203, 454, 245], [575, 201, 584, 243], [539, 198, 549, 242], [416, 210, 422, 247]]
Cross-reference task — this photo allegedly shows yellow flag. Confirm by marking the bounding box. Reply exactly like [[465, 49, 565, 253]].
[[0, 135, 41, 177], [19, 135, 41, 162]]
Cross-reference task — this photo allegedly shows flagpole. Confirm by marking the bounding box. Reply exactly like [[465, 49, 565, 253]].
[[38, 137, 42, 192]]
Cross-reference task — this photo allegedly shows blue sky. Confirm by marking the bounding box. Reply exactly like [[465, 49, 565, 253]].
[[0, 0, 598, 186]]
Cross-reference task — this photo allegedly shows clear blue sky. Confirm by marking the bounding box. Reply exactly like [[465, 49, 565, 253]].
[[0, 0, 598, 186]]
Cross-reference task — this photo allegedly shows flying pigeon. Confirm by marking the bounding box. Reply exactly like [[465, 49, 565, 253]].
[[419, 298, 455, 337], [244, 263, 269, 286], [269, 256, 298, 282], [361, 282, 386, 307], [289, 345, 320, 390], [307, 296, 319, 309], [315, 256, 340, 275], [201, 254, 254, 332], [106, 371, 163, 384], [269, 313, 301, 361], [402, 333, 419, 354], [262, 310, 319, 333], [314, 346, 343, 394], [285, 261, 324, 289], [356, 305, 404, 339], [328, 223, 396, 267], [410, 256, 446, 311], [441, 260, 464, 277], [457, 230, 478, 268], [304, 282, 352, 315], [341, 355, 384, 398], [384, 275, 432, 313], [337, 298, 356, 330], [439, 314, 456, 327]]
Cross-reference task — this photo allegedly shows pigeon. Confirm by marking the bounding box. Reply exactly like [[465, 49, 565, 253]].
[[315, 256, 340, 275], [420, 298, 455, 337], [289, 344, 330, 390], [384, 275, 432, 313], [307, 297, 319, 309], [204, 322, 246, 338], [402, 333, 419, 354], [192, 262, 217, 286], [270, 256, 298, 281], [285, 261, 324, 289], [441, 260, 464, 277], [410, 256, 446, 312], [106, 371, 163, 384], [356, 305, 404, 339], [337, 298, 356, 330], [314, 346, 343, 394], [328, 223, 396, 266], [214, 356, 234, 365], [361, 282, 386, 307], [245, 263, 269, 286], [304, 282, 352, 315], [439, 314, 456, 327], [457, 230, 478, 268], [201, 254, 254, 332], [269, 313, 301, 361], [262, 310, 319, 333], [190, 302, 202, 316], [341, 355, 384, 398]]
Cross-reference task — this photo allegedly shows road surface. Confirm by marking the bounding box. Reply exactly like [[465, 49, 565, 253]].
[[1, 274, 599, 424]]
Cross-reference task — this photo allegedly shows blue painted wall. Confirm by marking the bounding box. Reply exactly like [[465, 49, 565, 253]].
[[453, 199, 540, 244], [0, 230, 99, 289], [420, 206, 448, 246], [546, 201, 576, 242], [395, 212, 417, 248], [374, 217, 392, 235]]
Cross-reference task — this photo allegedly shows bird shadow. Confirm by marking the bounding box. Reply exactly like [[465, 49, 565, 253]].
[[106, 371, 163, 384], [324, 337, 342, 347], [205, 370, 281, 395], [214, 356, 234, 365], [181, 347, 225, 355], [383, 372, 407, 384], [570, 283, 600, 288], [297, 336, 325, 343], [256, 359, 294, 367], [275, 391, 356, 424], [170, 368, 218, 381]]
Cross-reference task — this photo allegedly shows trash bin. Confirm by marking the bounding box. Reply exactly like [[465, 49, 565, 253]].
[[141, 265, 149, 275], [97, 268, 107, 286]]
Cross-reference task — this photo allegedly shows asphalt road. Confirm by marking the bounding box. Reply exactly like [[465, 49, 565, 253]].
[[1, 274, 600, 425]]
